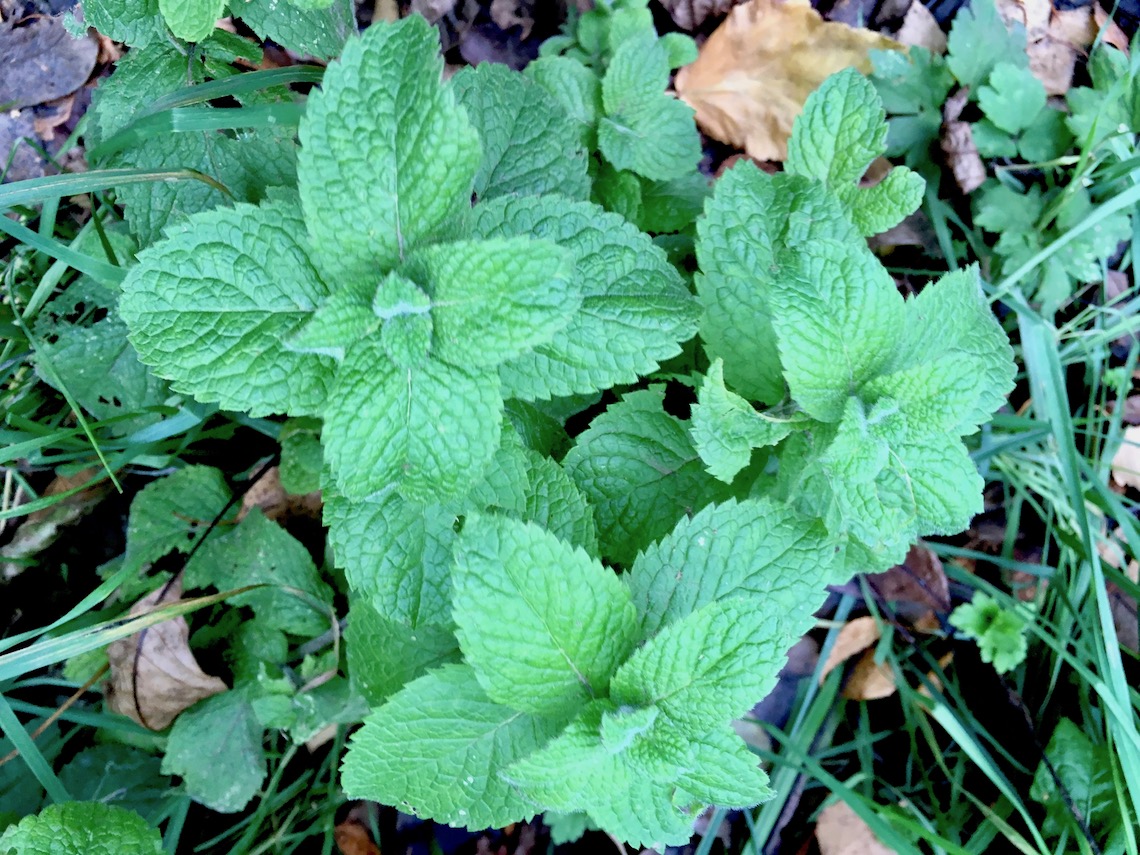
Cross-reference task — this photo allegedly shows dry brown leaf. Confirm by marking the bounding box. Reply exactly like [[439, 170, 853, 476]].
[[1, 468, 111, 580], [816, 801, 898, 854], [1112, 426, 1140, 491], [894, 0, 946, 53], [867, 543, 951, 622], [1094, 4, 1130, 53], [820, 616, 880, 681], [674, 0, 902, 161], [490, 0, 533, 37], [334, 819, 380, 855], [106, 579, 227, 731], [996, 0, 1096, 94], [335, 822, 379, 855], [843, 649, 897, 700], [915, 651, 953, 697], [238, 465, 321, 523], [657, 0, 742, 30], [373, 0, 399, 22], [941, 87, 985, 194]]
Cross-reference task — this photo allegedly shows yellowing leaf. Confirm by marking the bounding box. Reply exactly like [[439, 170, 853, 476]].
[[674, 0, 903, 161]]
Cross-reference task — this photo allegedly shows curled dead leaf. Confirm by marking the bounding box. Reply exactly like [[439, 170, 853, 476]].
[[490, 0, 534, 37], [820, 615, 881, 681], [843, 648, 897, 700], [334, 819, 380, 855], [675, 0, 903, 161], [1094, 4, 1130, 53], [940, 87, 985, 194], [996, 0, 1096, 94], [106, 579, 227, 731], [867, 543, 951, 623]]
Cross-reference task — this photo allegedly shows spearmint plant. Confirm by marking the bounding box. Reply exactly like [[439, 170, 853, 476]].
[[111, 15, 1016, 848]]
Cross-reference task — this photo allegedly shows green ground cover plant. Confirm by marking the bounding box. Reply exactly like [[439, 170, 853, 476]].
[[2, 0, 1138, 852]]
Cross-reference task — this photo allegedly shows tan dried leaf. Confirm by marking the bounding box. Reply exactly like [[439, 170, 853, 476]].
[[334, 819, 380, 855], [820, 615, 881, 681], [1112, 425, 1140, 491], [1094, 4, 1130, 53], [656, 0, 742, 30], [238, 465, 321, 523], [895, 0, 946, 53], [941, 87, 985, 194], [843, 649, 897, 700], [1, 468, 111, 580], [106, 579, 227, 731], [816, 800, 899, 854], [997, 0, 1096, 94], [674, 0, 903, 161], [410, 0, 457, 23]]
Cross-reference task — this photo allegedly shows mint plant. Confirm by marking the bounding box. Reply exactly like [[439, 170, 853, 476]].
[[103, 16, 1016, 849]]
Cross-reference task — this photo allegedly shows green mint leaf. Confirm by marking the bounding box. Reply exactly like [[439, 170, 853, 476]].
[[598, 32, 700, 181], [544, 811, 597, 845], [298, 17, 481, 286], [123, 466, 230, 574], [695, 165, 859, 404], [374, 273, 432, 367], [675, 726, 773, 807], [341, 663, 561, 828], [324, 490, 458, 627], [451, 63, 591, 201], [158, 0, 222, 41], [691, 359, 793, 483], [82, 0, 164, 47], [452, 514, 638, 717], [977, 62, 1046, 134], [660, 32, 698, 69], [504, 701, 698, 848], [322, 340, 502, 501], [470, 433, 600, 556], [563, 387, 730, 566], [120, 198, 335, 417], [286, 280, 377, 358], [607, 4, 655, 51], [867, 267, 1016, 435], [346, 603, 459, 705], [946, 0, 1027, 89], [0, 803, 161, 855], [592, 162, 643, 223], [470, 195, 698, 399], [161, 691, 266, 813], [184, 511, 333, 637], [625, 497, 832, 638], [949, 592, 1029, 674], [278, 421, 322, 495], [896, 435, 984, 535], [523, 57, 601, 148], [610, 598, 792, 736], [768, 238, 905, 423], [236, 0, 353, 59], [409, 238, 579, 369], [637, 171, 709, 234], [785, 69, 923, 236]]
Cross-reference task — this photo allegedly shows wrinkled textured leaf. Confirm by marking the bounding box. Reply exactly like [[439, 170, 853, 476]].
[[298, 17, 481, 286], [452, 63, 591, 201], [563, 387, 730, 566], [236, 0, 354, 59], [158, 0, 223, 41], [453, 514, 638, 717], [120, 199, 334, 417], [0, 802, 162, 855], [471, 195, 698, 399], [345, 603, 459, 705], [342, 664, 561, 828]]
